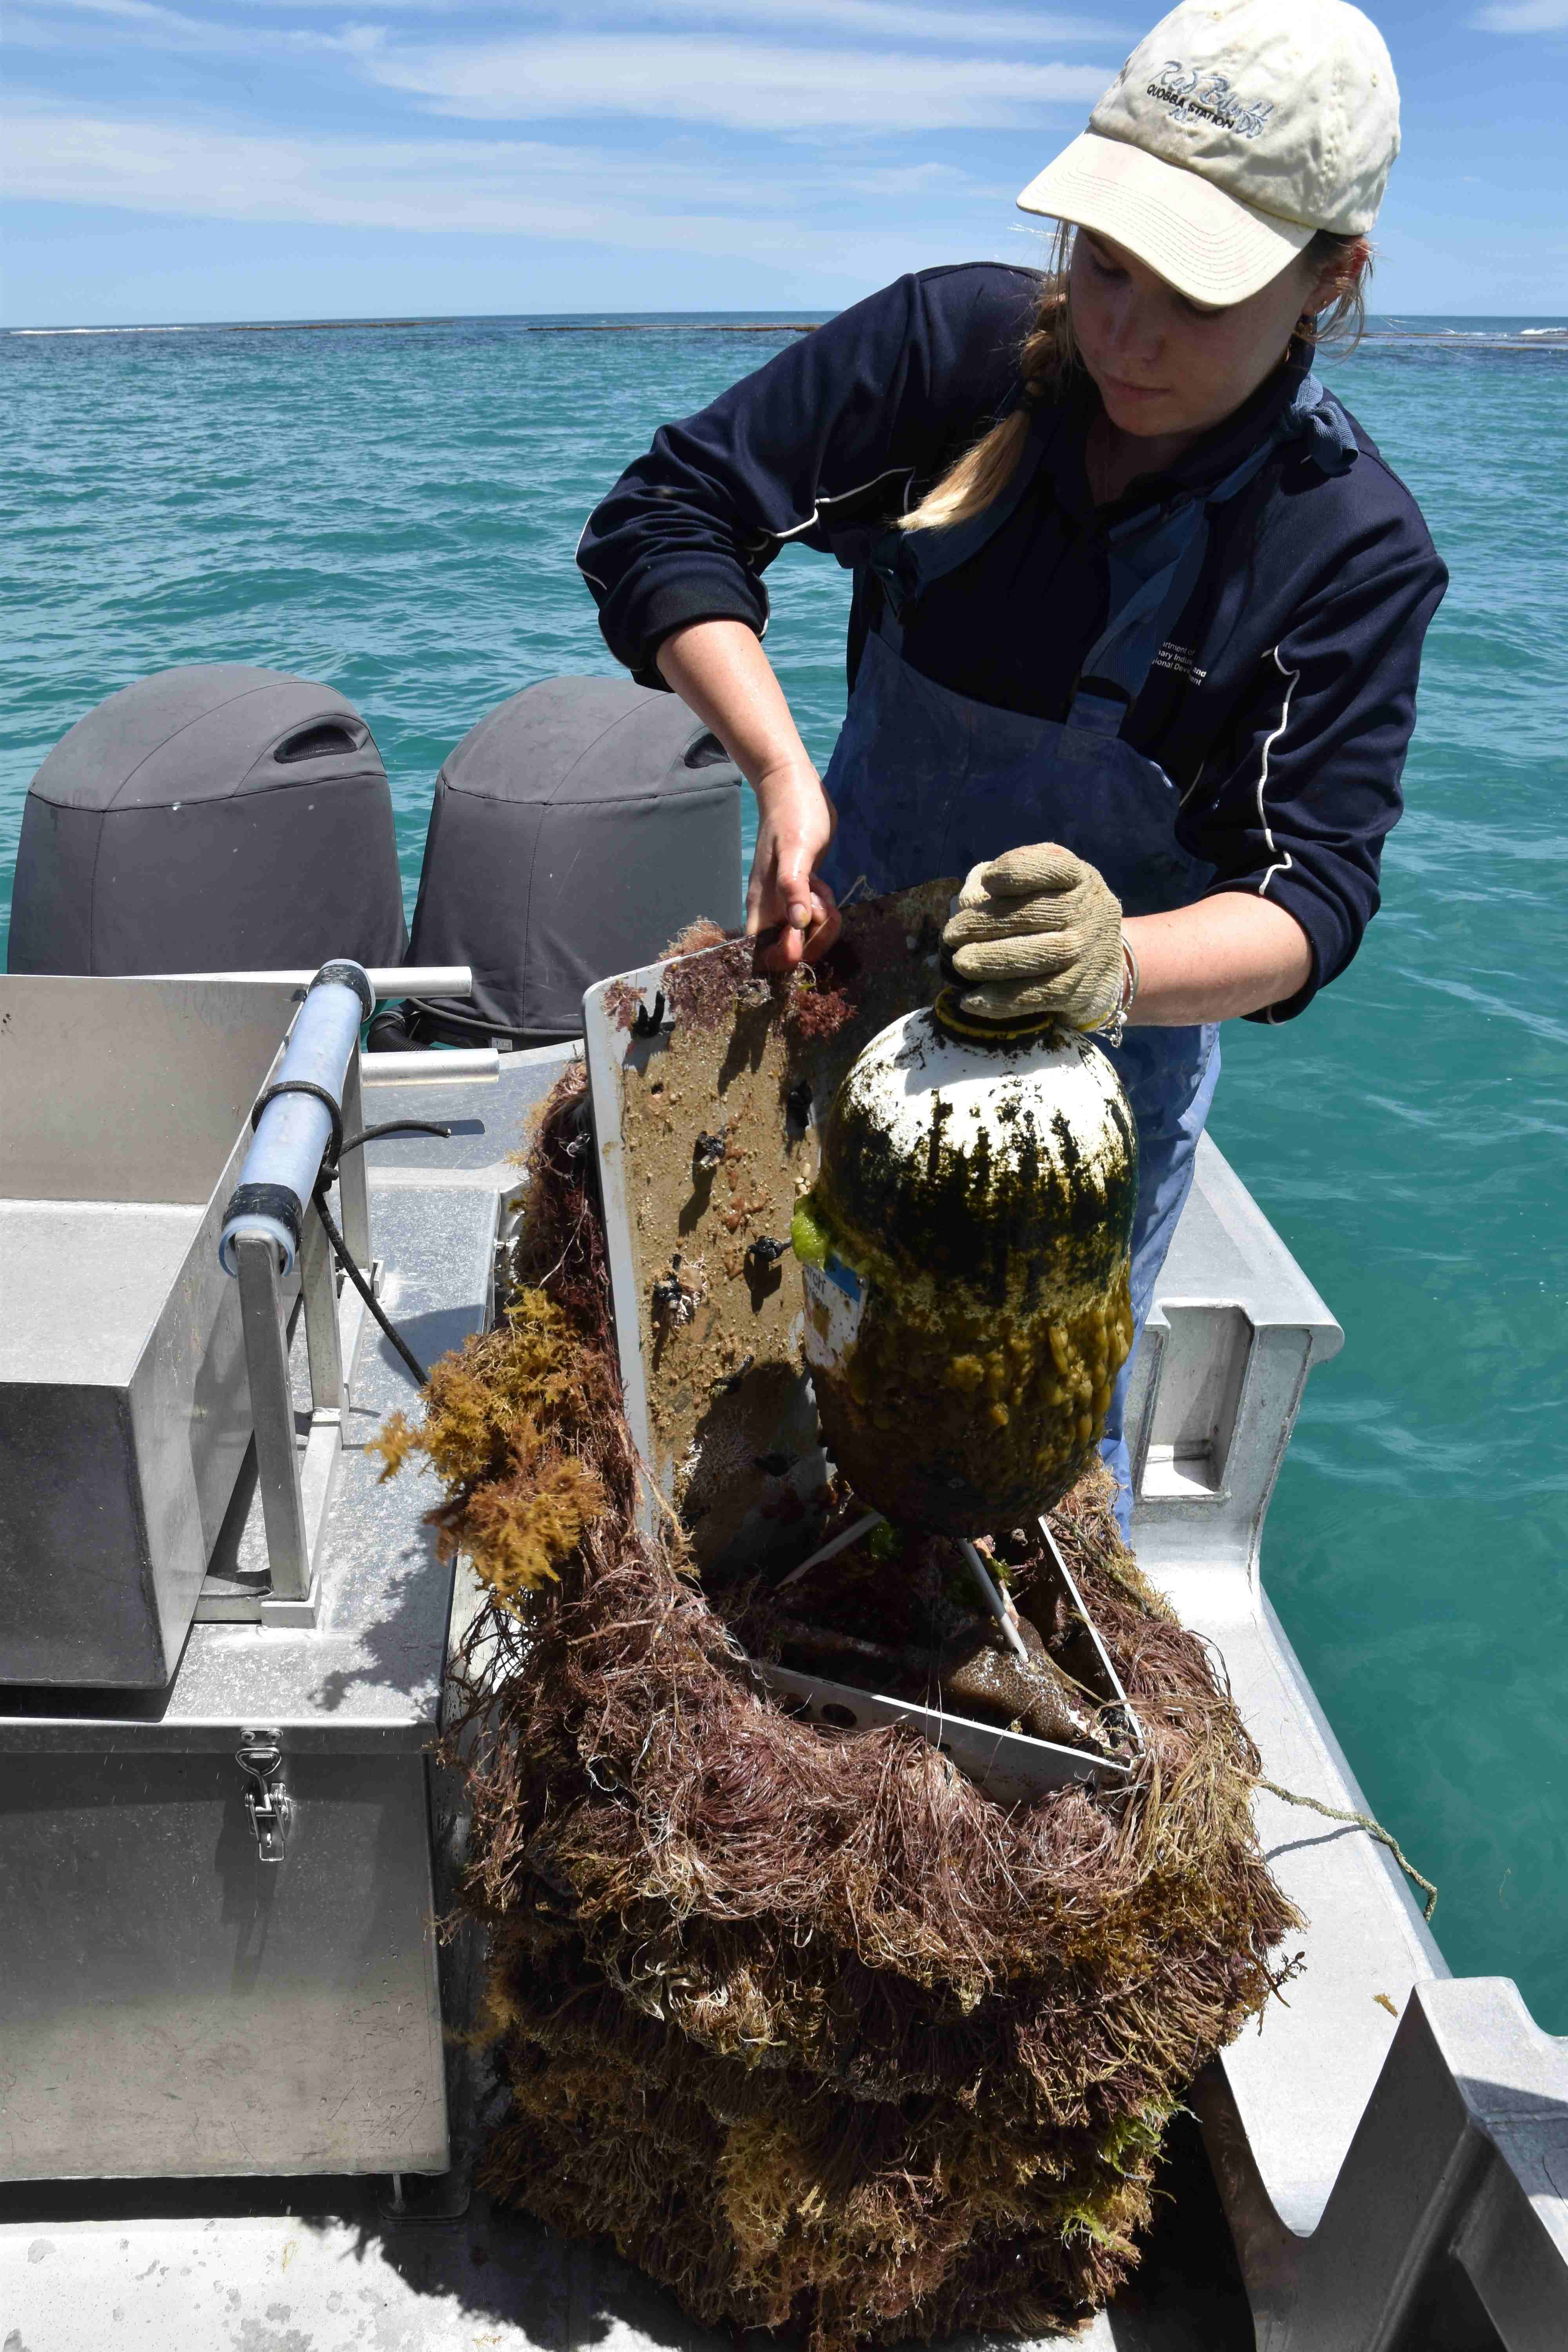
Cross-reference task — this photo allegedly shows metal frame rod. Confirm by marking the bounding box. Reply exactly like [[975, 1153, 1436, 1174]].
[[299, 1199, 345, 1422], [235, 1231, 311, 1602], [338, 1045, 372, 1269], [776, 1517, 1031, 1668], [147, 965, 476, 996], [775, 1510, 886, 1593], [956, 1540, 1031, 1665], [359, 1049, 500, 1086], [219, 964, 370, 1277]]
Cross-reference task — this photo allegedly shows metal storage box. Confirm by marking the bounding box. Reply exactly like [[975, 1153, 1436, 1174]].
[[0, 974, 298, 1688], [0, 1742, 447, 2180], [0, 1048, 526, 2186]]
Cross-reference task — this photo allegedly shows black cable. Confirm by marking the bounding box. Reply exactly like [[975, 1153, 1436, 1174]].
[[307, 1120, 465, 1389], [398, 995, 541, 1044], [251, 1073, 344, 1163], [313, 1180, 429, 1389], [338, 1120, 452, 1156], [311, 1116, 450, 1390]]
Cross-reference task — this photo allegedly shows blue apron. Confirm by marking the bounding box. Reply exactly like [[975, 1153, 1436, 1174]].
[[818, 385, 1330, 1534]]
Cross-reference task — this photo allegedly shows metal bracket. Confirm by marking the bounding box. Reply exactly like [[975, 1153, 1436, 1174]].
[[195, 1250, 383, 1624], [236, 1729, 290, 1864]]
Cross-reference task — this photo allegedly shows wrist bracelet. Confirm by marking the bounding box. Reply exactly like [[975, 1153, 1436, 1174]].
[[1120, 934, 1140, 1019], [1091, 935, 1139, 1048]]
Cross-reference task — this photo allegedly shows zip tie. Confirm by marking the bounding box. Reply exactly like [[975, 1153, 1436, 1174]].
[[1256, 1777, 1438, 1923], [1121, 932, 1140, 1017]]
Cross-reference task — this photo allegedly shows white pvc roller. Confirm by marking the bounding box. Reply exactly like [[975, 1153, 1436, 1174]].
[[219, 960, 372, 1276]]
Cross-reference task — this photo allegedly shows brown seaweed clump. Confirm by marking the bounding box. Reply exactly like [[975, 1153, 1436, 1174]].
[[411, 1063, 1299, 2348], [782, 956, 863, 1041], [370, 1077, 623, 1600], [370, 1289, 610, 1605]]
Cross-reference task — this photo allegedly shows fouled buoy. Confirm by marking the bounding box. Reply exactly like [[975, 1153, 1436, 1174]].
[[793, 997, 1138, 1534]]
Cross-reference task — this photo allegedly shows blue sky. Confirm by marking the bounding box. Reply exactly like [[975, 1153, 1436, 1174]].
[[3, 1, 1565, 325]]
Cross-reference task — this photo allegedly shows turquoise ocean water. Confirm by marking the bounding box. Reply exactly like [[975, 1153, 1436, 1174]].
[[4, 312, 1565, 2027]]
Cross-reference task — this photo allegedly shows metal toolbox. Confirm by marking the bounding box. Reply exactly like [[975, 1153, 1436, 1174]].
[[0, 975, 299, 1688], [0, 1040, 529, 2186], [0, 1736, 448, 2180]]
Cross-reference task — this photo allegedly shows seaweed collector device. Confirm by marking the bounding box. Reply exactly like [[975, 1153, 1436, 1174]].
[[796, 988, 1140, 1536], [581, 907, 1145, 1804]]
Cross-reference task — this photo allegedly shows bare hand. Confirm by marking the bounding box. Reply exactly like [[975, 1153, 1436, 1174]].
[[747, 763, 842, 971]]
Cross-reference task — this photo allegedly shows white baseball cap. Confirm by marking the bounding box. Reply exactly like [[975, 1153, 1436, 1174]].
[[1017, 0, 1400, 306]]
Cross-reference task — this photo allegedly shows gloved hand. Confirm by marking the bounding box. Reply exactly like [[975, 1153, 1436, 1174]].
[[941, 842, 1124, 1029]]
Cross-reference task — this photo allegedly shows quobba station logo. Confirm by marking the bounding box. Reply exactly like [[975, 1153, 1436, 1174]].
[[1147, 60, 1276, 139]]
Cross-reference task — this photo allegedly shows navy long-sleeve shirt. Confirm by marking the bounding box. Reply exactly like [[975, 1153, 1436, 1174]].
[[577, 263, 1448, 1019]]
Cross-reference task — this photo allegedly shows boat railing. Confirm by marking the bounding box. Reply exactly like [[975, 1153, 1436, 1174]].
[[1132, 1134, 1568, 2349]]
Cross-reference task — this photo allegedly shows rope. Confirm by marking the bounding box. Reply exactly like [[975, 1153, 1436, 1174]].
[[1256, 1777, 1438, 1923]]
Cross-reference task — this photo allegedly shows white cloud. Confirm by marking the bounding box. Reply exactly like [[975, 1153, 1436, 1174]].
[[2, 2, 1110, 285], [7, 2, 1118, 129], [600, 2, 1124, 43], [369, 35, 1110, 129], [0, 105, 1007, 265], [835, 159, 999, 196], [229, 0, 1123, 32], [1470, 1, 1568, 26], [41, 0, 207, 21], [7, 0, 388, 55], [6, 0, 238, 51]]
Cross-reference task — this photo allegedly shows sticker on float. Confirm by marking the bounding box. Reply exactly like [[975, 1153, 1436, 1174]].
[[802, 1252, 867, 1374]]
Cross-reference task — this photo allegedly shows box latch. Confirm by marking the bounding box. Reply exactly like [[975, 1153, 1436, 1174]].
[[236, 1729, 290, 1864]]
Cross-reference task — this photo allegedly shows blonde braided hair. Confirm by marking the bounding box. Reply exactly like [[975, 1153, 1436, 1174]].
[[898, 224, 1076, 537]]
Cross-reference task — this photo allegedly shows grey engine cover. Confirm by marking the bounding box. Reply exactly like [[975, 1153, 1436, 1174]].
[[8, 663, 408, 975], [405, 674, 743, 1045]]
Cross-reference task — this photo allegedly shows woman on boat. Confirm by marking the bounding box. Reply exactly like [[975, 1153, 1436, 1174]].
[[577, 0, 1446, 1529]]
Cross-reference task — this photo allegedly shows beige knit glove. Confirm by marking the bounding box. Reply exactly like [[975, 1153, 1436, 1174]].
[[941, 843, 1124, 1029]]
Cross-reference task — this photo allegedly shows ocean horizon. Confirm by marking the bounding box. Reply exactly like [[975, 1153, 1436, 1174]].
[[6, 307, 1568, 334]]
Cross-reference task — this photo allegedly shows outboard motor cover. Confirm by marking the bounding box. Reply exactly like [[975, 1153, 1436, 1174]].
[[402, 675, 743, 1047], [8, 665, 407, 975]]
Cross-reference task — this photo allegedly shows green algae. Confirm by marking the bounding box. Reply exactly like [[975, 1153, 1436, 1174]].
[[789, 1190, 838, 1270], [799, 1168, 1134, 1535]]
